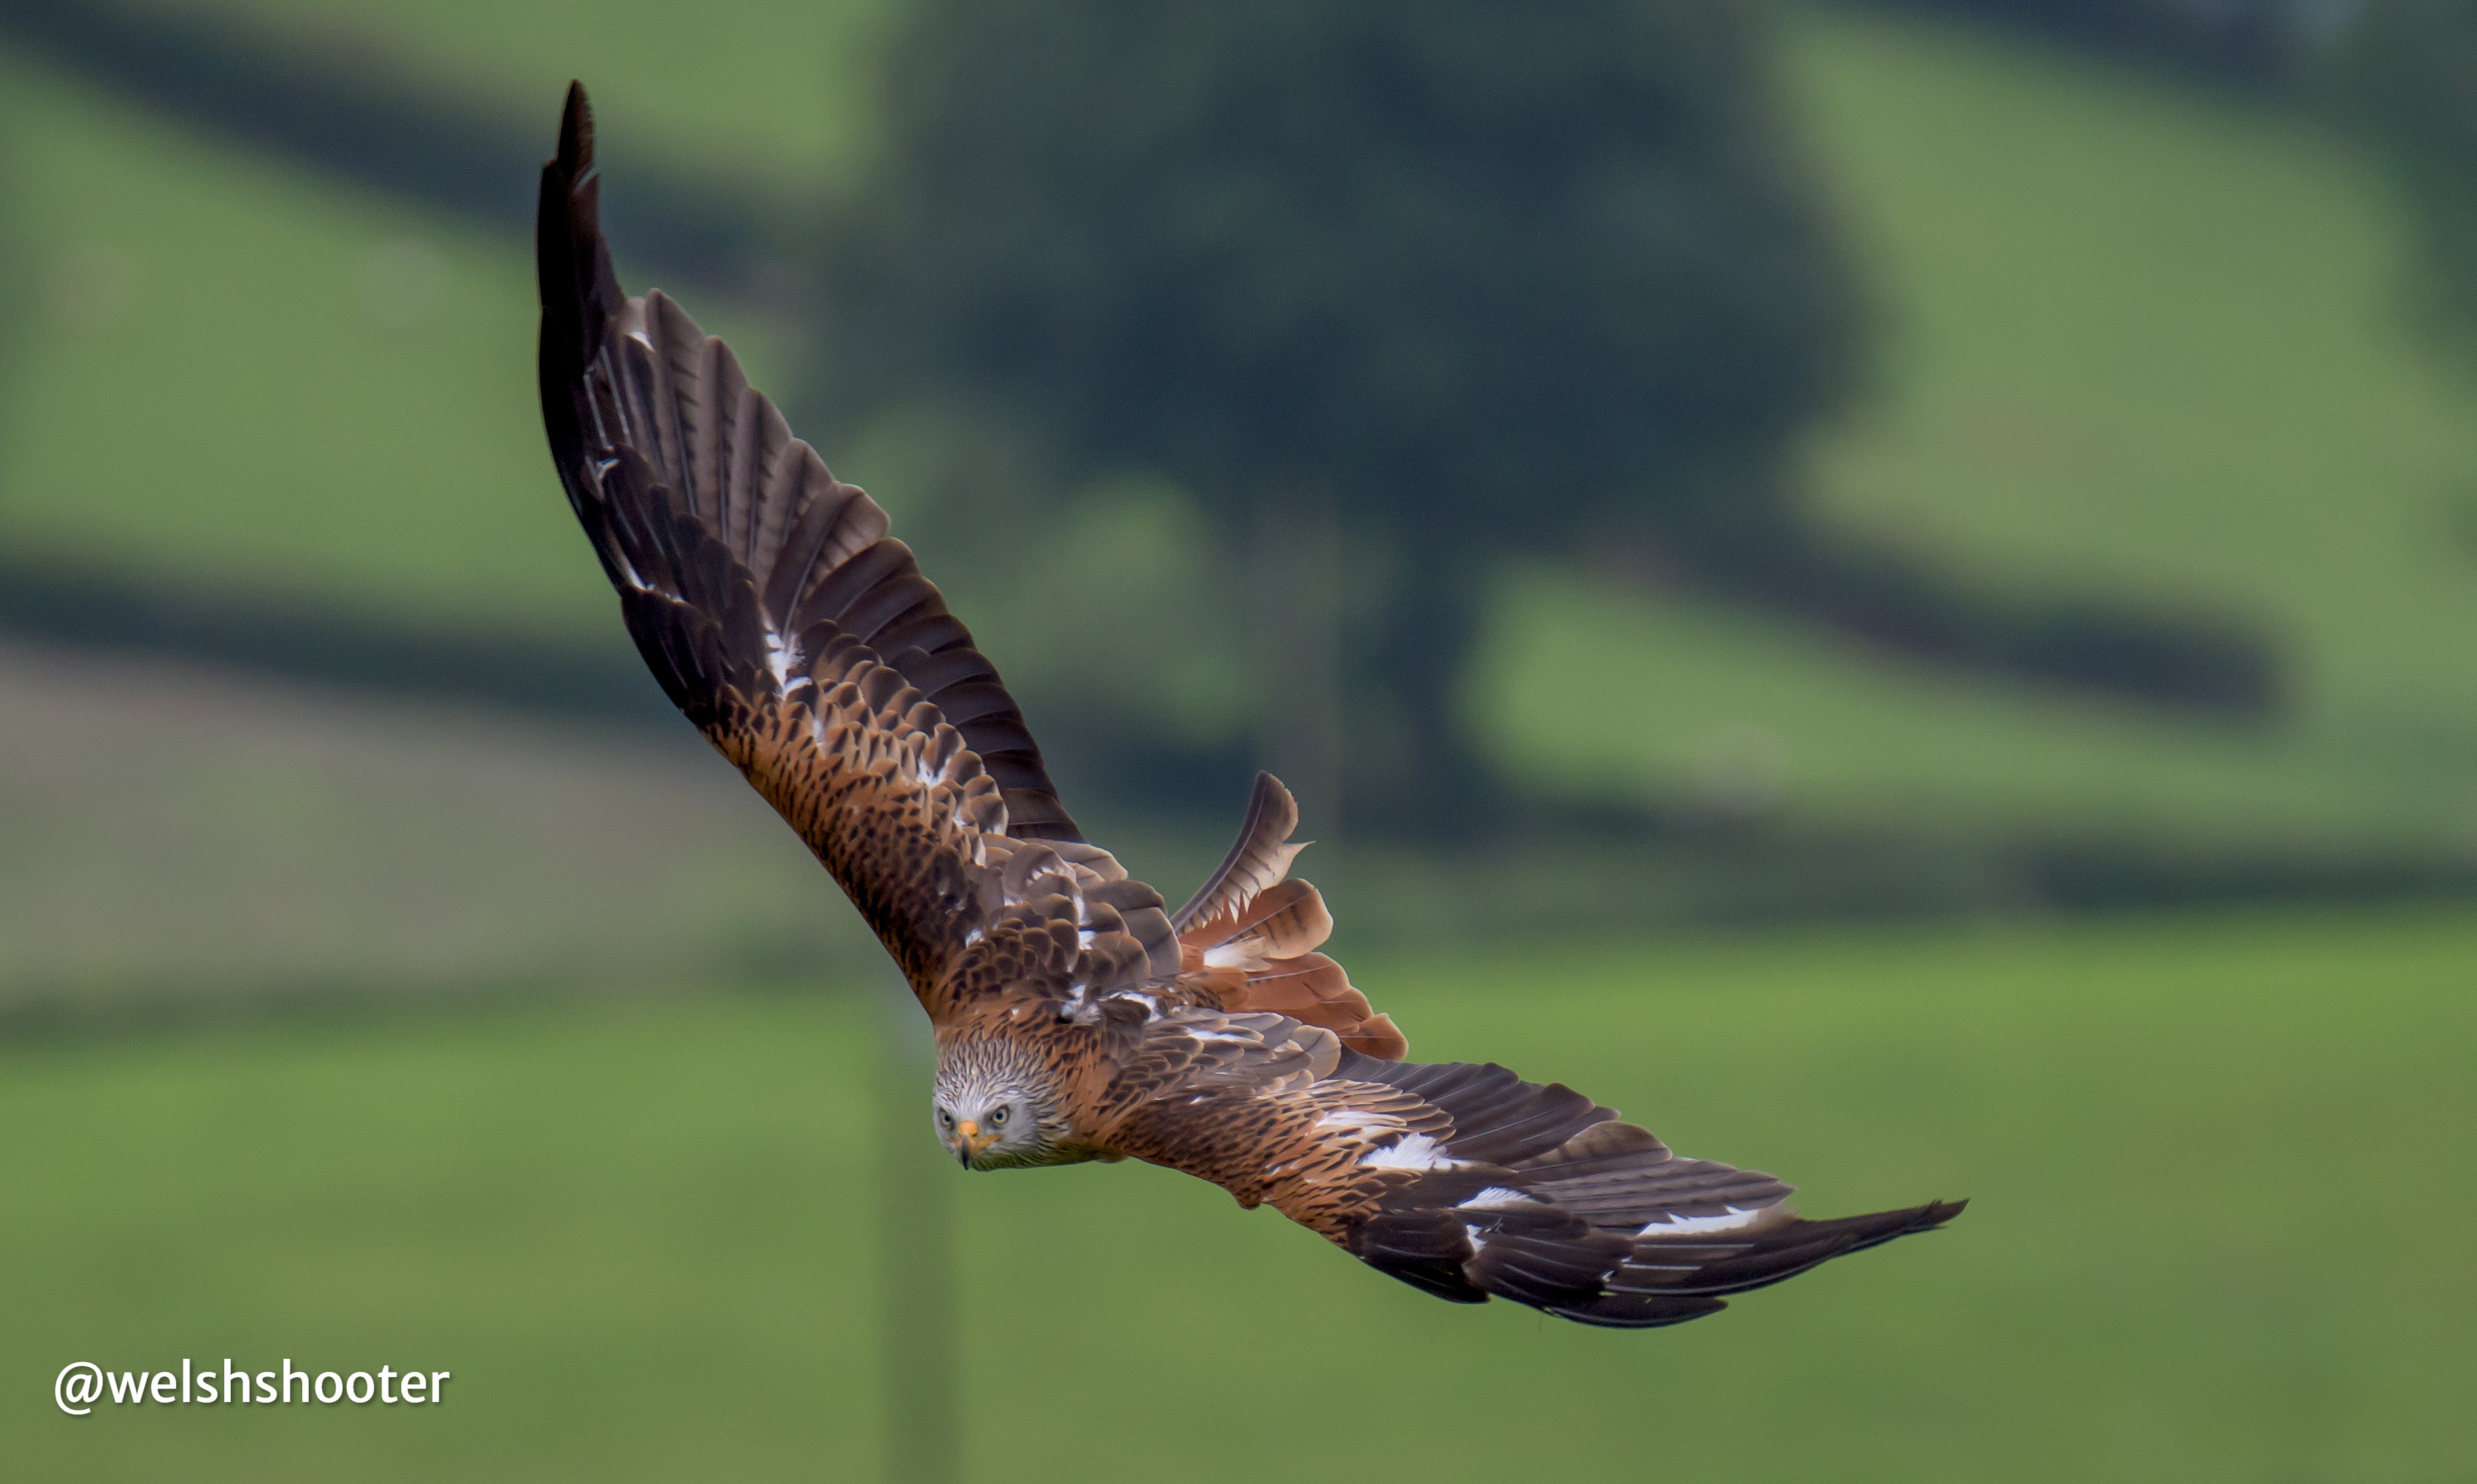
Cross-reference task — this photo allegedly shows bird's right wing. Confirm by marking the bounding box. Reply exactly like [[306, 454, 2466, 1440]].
[[536, 83, 1176, 1012], [1100, 1011, 1962, 1327]]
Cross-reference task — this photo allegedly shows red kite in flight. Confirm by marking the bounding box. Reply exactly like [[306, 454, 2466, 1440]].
[[538, 84, 1960, 1327]]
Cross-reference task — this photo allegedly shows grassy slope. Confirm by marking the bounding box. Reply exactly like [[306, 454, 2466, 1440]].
[[118, 0, 895, 189], [1482, 9, 2477, 849], [1793, 9, 2477, 745], [5, 908, 2471, 1482], [0, 43, 802, 641]]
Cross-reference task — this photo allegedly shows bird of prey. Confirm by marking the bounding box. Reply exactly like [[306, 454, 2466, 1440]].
[[537, 83, 1961, 1328]]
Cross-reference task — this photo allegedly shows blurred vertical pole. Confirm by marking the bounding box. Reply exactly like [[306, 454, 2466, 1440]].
[[1253, 486, 1344, 838], [874, 981, 958, 1484]]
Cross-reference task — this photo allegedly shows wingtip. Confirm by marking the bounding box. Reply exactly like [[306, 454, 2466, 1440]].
[[559, 81, 593, 169], [1248, 770, 1297, 822], [537, 77, 625, 469], [1253, 771, 1310, 856], [1918, 1198, 1968, 1228]]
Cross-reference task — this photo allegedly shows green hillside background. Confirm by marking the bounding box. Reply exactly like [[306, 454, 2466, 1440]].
[[1, 3, 2471, 1480], [7, 5, 2477, 850]]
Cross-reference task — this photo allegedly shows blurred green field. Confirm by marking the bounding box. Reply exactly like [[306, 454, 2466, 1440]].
[[7, 5, 2476, 857], [5, 907, 2470, 1482], [0, 45, 609, 638]]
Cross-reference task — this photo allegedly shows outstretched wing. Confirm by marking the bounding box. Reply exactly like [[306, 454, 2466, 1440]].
[[1102, 1013, 1962, 1327], [537, 83, 1176, 1011]]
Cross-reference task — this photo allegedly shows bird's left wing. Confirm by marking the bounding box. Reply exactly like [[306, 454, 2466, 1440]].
[[1100, 1011, 1962, 1327], [537, 83, 1177, 1011]]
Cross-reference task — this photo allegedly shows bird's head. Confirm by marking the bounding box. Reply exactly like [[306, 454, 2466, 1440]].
[[932, 1035, 1082, 1171]]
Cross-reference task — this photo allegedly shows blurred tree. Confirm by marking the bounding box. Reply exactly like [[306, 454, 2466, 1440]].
[[2337, 0, 2477, 358], [1841, 0, 2346, 85], [827, 0, 1863, 836]]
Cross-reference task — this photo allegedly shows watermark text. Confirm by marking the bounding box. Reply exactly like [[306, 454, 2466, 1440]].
[[56, 1360, 450, 1415]]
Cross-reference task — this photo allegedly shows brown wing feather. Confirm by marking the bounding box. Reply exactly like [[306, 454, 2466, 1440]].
[[1100, 1015, 1964, 1325], [1171, 771, 1308, 937], [537, 83, 1175, 1015], [1173, 774, 1406, 1058]]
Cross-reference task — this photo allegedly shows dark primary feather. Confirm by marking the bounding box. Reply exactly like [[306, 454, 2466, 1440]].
[[537, 81, 1188, 1010], [538, 81, 1080, 843]]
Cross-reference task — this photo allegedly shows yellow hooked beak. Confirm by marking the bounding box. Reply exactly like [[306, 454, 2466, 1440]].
[[954, 1119, 997, 1165]]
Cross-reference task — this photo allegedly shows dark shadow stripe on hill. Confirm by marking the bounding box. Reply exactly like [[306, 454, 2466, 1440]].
[[1829, 0, 2327, 90], [1476, 802, 2477, 930], [0, 550, 680, 733], [0, 0, 790, 296], [1632, 520, 2287, 719]]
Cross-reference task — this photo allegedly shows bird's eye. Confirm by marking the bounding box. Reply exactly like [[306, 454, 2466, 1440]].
[[990, 1106, 1010, 1125], [937, 1110, 954, 1127]]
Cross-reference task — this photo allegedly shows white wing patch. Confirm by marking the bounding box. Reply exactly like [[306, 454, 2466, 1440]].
[[1636, 1204, 1772, 1238], [1313, 1109, 1388, 1133], [1361, 1133, 1460, 1171], [763, 627, 805, 688], [1454, 1186, 1536, 1212], [1185, 1026, 1253, 1045]]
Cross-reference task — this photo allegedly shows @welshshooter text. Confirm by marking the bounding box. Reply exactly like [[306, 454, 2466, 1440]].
[[55, 1360, 451, 1415]]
